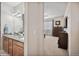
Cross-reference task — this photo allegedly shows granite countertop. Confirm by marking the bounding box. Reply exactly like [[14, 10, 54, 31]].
[[3, 34, 24, 43]]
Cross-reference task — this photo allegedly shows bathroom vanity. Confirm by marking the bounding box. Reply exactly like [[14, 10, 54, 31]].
[[1, 2, 24, 56], [3, 35, 24, 56]]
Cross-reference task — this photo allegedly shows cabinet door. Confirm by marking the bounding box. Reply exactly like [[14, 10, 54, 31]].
[[13, 45, 24, 56], [13, 40, 24, 56], [3, 36, 8, 53], [8, 38, 13, 56]]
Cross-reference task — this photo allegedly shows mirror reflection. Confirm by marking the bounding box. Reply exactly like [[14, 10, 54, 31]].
[[2, 2, 24, 38]]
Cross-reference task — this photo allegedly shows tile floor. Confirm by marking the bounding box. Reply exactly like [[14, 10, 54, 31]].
[[0, 50, 9, 56]]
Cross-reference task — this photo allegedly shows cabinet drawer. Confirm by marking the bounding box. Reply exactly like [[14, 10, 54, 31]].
[[13, 44, 24, 56]]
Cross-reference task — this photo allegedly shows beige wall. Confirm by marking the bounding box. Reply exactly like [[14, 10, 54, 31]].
[[54, 16, 65, 27], [65, 2, 79, 56], [70, 3, 79, 56], [64, 2, 71, 56], [24, 2, 44, 56], [24, 2, 28, 56]]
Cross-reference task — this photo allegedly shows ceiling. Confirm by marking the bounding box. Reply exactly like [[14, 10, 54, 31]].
[[2, 2, 24, 17], [4, 2, 21, 7], [44, 2, 68, 19]]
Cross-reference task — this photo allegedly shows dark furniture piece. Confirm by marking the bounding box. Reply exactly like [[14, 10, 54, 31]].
[[58, 31, 68, 49], [53, 27, 63, 37], [53, 27, 68, 49], [64, 17, 68, 28]]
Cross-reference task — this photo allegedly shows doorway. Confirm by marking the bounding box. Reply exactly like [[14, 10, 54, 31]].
[[43, 2, 68, 56]]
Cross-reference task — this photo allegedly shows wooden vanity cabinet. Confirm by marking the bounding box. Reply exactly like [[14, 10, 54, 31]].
[[13, 40, 24, 56], [3, 36, 24, 56], [3, 36, 9, 53], [8, 38, 13, 56]]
